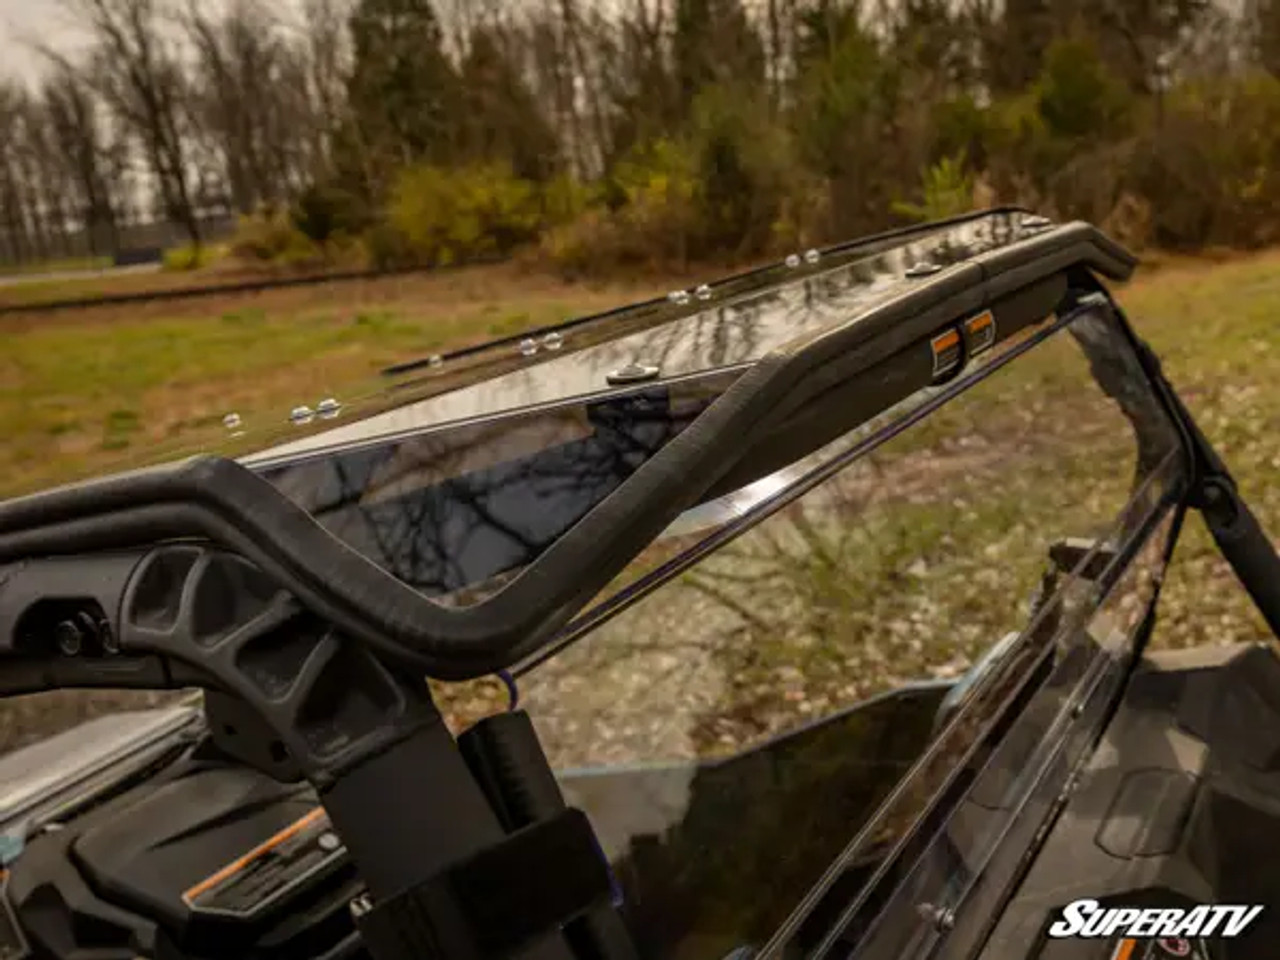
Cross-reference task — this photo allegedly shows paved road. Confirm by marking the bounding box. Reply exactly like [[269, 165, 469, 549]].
[[0, 263, 162, 288]]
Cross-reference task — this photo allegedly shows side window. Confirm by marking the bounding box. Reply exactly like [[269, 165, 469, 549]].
[[493, 307, 1182, 959]]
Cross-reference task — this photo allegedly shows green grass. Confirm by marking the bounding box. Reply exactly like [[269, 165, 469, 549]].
[[0, 282, 642, 499], [1119, 254, 1280, 654], [162, 243, 229, 272], [0, 255, 112, 277]]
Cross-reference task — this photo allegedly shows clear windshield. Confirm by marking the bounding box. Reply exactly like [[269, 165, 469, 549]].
[[410, 301, 1182, 960]]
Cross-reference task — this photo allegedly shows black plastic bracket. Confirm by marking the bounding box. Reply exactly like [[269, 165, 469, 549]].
[[458, 711, 636, 960], [350, 808, 612, 960], [0, 544, 442, 787], [1032, 537, 1120, 611]]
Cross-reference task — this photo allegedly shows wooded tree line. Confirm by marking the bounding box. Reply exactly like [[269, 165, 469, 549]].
[[5, 0, 1280, 272]]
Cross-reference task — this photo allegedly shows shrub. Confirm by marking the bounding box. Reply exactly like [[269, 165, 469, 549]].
[[162, 244, 216, 271], [689, 83, 805, 256], [930, 96, 992, 167], [291, 181, 374, 247], [791, 18, 907, 238], [537, 210, 629, 277], [1132, 71, 1280, 249], [360, 220, 417, 271], [538, 173, 590, 226], [980, 38, 1136, 226], [539, 138, 702, 275], [388, 162, 544, 266], [892, 152, 975, 223], [1034, 36, 1133, 141], [228, 210, 323, 268], [541, 87, 819, 277]]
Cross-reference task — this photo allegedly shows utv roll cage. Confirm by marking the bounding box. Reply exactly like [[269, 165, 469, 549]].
[[0, 209, 1277, 960]]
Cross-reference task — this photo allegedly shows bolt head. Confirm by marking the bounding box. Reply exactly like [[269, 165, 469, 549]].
[[606, 362, 660, 386], [318, 831, 341, 852]]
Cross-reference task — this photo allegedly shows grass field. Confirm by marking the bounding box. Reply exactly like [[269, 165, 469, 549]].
[[0, 256, 113, 280], [0, 263, 677, 498], [0, 248, 1278, 754], [1119, 251, 1280, 656], [0, 258, 316, 308]]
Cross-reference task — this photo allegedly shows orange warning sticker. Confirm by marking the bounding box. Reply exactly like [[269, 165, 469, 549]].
[[964, 310, 997, 355], [182, 807, 344, 918], [931, 328, 963, 379]]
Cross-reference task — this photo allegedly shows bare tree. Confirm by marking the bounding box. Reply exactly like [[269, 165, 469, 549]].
[[0, 84, 36, 264], [185, 0, 307, 213], [297, 0, 355, 178], [39, 65, 127, 255], [64, 0, 205, 248]]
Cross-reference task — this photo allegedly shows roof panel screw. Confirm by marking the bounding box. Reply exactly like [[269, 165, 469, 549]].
[[695, 283, 713, 301], [350, 893, 373, 918], [1021, 214, 1052, 230], [542, 331, 564, 350], [668, 289, 691, 305], [804, 248, 821, 264], [518, 337, 539, 357], [606, 362, 661, 386], [918, 903, 956, 933], [785, 253, 801, 269], [427, 354, 443, 368], [316, 398, 341, 419], [222, 412, 242, 430], [289, 405, 315, 426], [906, 262, 942, 278]]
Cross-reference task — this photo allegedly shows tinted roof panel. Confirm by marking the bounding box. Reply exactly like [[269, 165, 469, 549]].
[[244, 209, 1039, 465]]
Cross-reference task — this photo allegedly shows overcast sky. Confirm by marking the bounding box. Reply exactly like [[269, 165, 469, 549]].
[[0, 2, 93, 82], [0, 0, 303, 84]]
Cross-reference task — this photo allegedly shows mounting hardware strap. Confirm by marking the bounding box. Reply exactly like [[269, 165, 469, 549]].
[[351, 808, 613, 960]]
